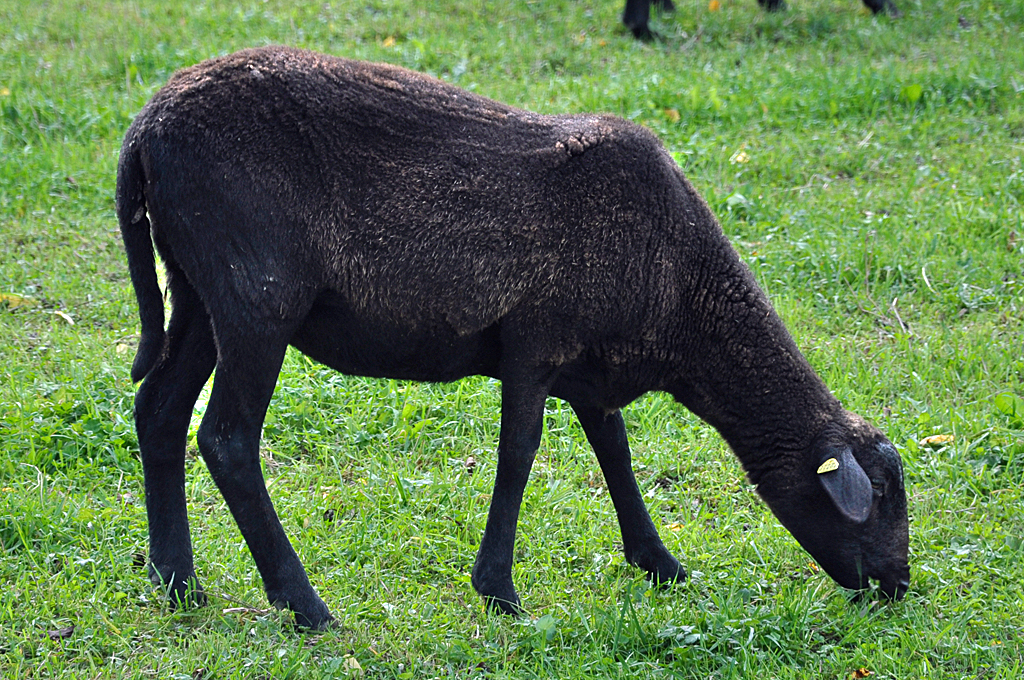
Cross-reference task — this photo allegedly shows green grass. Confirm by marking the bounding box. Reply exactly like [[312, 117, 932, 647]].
[[1, 0, 1022, 677]]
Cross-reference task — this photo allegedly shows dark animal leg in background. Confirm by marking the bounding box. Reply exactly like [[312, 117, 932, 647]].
[[861, 0, 901, 16], [471, 365, 555, 614], [758, 0, 899, 14], [652, 0, 676, 15], [623, 0, 675, 40], [195, 329, 334, 630], [571, 405, 685, 586], [623, 0, 901, 43], [622, 0, 652, 40], [135, 270, 217, 608]]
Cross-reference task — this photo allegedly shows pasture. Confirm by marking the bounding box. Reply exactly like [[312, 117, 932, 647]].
[[1, 0, 1022, 677]]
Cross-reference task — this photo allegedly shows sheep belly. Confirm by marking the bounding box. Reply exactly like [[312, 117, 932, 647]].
[[290, 290, 502, 383]]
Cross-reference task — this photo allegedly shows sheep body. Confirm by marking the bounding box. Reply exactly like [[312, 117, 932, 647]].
[[118, 47, 909, 630]]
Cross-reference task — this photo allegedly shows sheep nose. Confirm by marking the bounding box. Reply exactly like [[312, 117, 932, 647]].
[[878, 573, 910, 601]]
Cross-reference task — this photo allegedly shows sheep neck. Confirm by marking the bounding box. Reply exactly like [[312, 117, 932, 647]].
[[666, 244, 842, 483]]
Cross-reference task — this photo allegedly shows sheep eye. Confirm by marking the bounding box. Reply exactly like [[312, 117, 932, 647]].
[[870, 479, 885, 496]]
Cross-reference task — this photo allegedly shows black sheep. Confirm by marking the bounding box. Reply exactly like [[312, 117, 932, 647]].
[[623, 0, 900, 40], [117, 46, 909, 630]]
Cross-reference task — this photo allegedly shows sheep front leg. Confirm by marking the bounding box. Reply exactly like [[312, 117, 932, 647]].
[[571, 405, 686, 587], [195, 337, 334, 630], [471, 368, 555, 614]]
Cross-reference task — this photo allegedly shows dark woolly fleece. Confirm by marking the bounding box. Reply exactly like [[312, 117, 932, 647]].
[[117, 47, 909, 630]]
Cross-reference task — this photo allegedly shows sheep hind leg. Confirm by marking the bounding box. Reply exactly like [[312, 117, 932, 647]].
[[571, 405, 686, 587], [471, 366, 556, 614], [194, 329, 334, 630], [135, 269, 217, 609]]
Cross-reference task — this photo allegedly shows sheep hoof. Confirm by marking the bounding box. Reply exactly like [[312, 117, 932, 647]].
[[483, 594, 525, 616], [635, 552, 686, 588], [648, 564, 687, 588], [472, 561, 523, 614], [149, 563, 207, 609], [293, 611, 337, 631], [267, 590, 335, 631]]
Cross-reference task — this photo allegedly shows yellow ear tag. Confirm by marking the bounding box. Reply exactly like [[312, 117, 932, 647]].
[[817, 458, 840, 474]]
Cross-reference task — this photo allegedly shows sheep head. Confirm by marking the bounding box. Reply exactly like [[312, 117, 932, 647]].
[[755, 412, 910, 599]]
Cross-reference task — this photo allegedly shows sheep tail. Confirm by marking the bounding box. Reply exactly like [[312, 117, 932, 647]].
[[116, 135, 166, 383]]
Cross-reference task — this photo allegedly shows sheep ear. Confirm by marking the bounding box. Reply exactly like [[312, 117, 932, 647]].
[[817, 446, 873, 524]]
